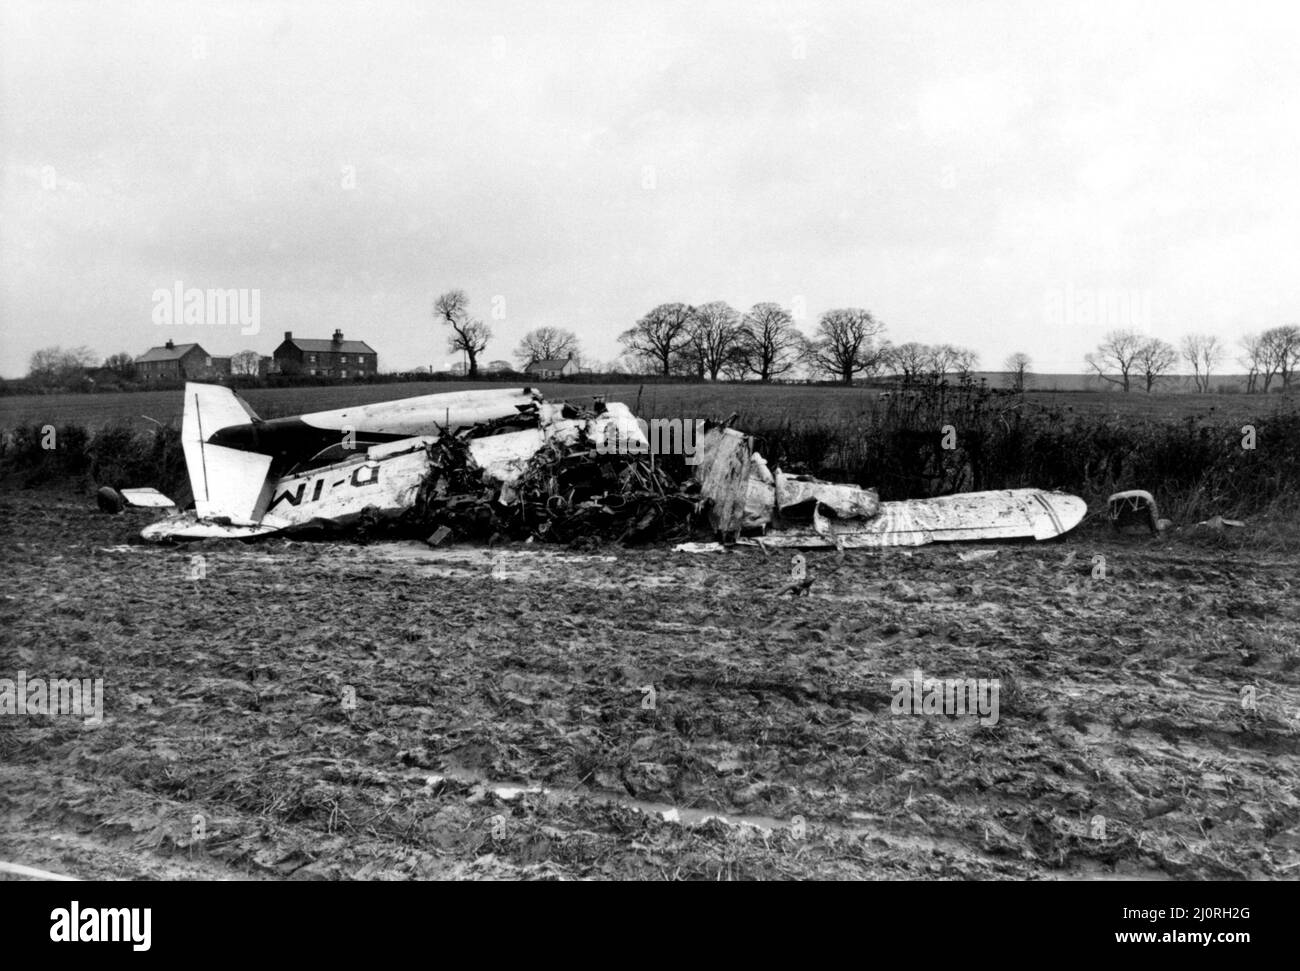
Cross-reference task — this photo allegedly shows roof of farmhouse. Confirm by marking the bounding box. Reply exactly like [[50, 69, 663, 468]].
[[279, 331, 376, 355], [134, 342, 203, 363]]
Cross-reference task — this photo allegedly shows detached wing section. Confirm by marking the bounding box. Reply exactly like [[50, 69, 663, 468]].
[[750, 489, 1088, 548]]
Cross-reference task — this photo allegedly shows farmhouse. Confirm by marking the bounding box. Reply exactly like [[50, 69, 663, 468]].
[[134, 340, 231, 383], [523, 354, 579, 379], [273, 330, 378, 378]]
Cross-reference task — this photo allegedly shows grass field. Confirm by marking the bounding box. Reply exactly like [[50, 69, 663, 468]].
[[1, 381, 1296, 431]]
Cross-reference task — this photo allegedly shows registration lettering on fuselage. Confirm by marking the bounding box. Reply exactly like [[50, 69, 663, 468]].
[[268, 463, 381, 511]]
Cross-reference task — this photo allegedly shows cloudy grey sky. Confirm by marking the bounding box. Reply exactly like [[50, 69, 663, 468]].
[[2, 0, 1298, 377]]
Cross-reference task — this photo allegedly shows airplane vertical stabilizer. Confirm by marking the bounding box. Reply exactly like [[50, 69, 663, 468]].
[[182, 383, 273, 523]]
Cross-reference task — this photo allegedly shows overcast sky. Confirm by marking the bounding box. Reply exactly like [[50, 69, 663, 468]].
[[2, 0, 1298, 378]]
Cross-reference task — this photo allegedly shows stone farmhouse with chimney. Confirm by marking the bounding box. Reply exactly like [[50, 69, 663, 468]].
[[272, 330, 378, 378], [134, 340, 231, 383]]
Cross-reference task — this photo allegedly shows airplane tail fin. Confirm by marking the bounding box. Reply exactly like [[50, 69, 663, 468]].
[[182, 383, 273, 523]]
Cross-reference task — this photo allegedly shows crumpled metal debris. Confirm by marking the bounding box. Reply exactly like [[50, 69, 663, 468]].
[[1195, 515, 1246, 530], [396, 400, 702, 545], [1108, 489, 1164, 534]]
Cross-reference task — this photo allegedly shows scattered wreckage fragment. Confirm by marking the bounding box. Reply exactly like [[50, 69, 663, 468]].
[[97, 486, 175, 514], [1107, 489, 1165, 534], [692, 426, 1085, 548], [691, 427, 881, 532]]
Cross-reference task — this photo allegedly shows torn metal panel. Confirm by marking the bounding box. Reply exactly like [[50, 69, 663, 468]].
[[586, 402, 647, 453], [743, 489, 1088, 548], [467, 428, 547, 488], [693, 427, 757, 532], [774, 471, 880, 520], [742, 452, 777, 529], [140, 515, 280, 542]]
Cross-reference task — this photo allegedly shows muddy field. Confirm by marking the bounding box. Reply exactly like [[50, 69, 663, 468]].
[[2, 493, 1298, 880]]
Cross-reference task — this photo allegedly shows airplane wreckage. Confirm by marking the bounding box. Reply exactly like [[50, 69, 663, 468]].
[[126, 383, 1086, 548]]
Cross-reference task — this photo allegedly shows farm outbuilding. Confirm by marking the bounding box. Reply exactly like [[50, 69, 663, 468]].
[[523, 354, 579, 379]]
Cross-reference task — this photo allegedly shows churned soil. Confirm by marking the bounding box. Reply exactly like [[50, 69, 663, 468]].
[[2, 494, 1297, 880]]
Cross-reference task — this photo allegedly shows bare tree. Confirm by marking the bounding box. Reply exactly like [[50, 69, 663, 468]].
[[810, 308, 887, 385], [28, 346, 96, 389], [230, 350, 262, 376], [434, 289, 492, 378], [920, 343, 978, 381], [1260, 324, 1300, 391], [1135, 337, 1178, 393], [514, 327, 581, 368], [619, 302, 693, 376], [736, 302, 807, 382], [887, 342, 932, 382], [680, 302, 742, 380], [1239, 333, 1266, 393], [1004, 352, 1031, 391], [951, 347, 980, 377], [1179, 334, 1223, 393], [922, 343, 960, 380], [1084, 329, 1145, 392]]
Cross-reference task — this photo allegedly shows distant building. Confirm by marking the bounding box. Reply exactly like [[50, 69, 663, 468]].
[[483, 360, 515, 375], [134, 340, 231, 383], [272, 330, 377, 378], [523, 353, 579, 379]]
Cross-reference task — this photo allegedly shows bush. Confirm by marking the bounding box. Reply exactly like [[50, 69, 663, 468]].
[[735, 378, 1300, 521], [0, 420, 186, 496]]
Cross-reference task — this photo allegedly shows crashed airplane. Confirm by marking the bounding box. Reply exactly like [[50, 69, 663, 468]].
[[134, 382, 1086, 547], [139, 383, 643, 541]]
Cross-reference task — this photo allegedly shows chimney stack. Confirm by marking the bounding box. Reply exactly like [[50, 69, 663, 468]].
[[165, 339, 174, 350], [332, 329, 343, 343], [284, 331, 292, 340]]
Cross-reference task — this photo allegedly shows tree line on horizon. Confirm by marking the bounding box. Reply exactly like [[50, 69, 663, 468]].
[[436, 289, 1299, 393], [1085, 325, 1300, 393], [15, 296, 1298, 394], [436, 290, 987, 386]]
